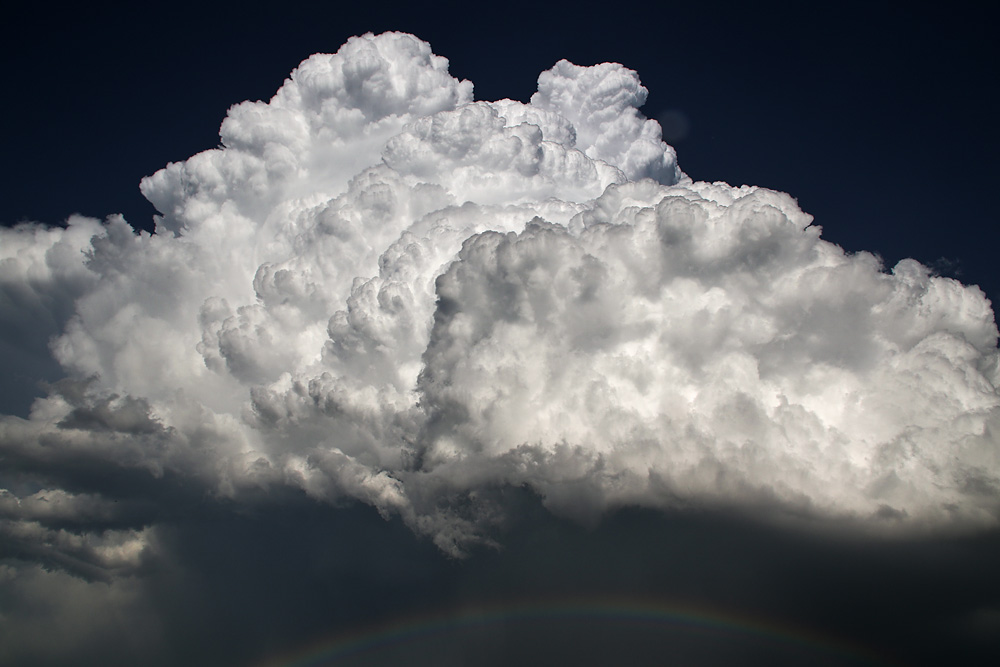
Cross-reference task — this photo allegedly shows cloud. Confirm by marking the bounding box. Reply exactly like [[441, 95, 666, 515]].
[[412, 184, 1000, 535], [1, 27, 998, 591]]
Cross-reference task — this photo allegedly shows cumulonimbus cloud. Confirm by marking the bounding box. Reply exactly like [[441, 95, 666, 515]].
[[1, 31, 998, 563]]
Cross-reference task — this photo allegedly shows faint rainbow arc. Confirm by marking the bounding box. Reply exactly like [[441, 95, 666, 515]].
[[253, 596, 894, 667]]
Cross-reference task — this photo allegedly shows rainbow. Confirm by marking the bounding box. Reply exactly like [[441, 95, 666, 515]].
[[251, 596, 895, 666]]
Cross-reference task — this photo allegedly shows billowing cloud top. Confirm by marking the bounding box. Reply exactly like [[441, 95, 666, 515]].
[[1, 31, 997, 565]]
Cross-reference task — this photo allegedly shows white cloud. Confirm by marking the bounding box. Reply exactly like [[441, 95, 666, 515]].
[[413, 182, 1000, 534], [1, 31, 998, 564]]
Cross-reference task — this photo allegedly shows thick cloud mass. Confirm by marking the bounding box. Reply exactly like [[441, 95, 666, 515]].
[[1, 31, 998, 579]]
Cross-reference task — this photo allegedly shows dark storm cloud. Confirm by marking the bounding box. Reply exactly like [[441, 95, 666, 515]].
[[5, 493, 997, 666]]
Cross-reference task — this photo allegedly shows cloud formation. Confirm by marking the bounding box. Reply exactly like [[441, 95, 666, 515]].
[[1, 30, 998, 577]]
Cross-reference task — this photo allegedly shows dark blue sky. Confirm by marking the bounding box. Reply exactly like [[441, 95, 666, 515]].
[[3, 1, 997, 298]]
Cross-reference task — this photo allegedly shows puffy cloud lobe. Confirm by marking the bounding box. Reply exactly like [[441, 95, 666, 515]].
[[531, 60, 681, 184], [0, 31, 998, 567], [0, 216, 107, 414], [383, 102, 626, 204], [416, 183, 1000, 528], [143, 32, 473, 236]]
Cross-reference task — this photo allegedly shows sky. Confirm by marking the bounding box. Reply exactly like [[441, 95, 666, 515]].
[[2, 2, 999, 666]]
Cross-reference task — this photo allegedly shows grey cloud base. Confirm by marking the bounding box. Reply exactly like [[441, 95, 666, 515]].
[[3, 495, 998, 667], [2, 32, 1000, 657]]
